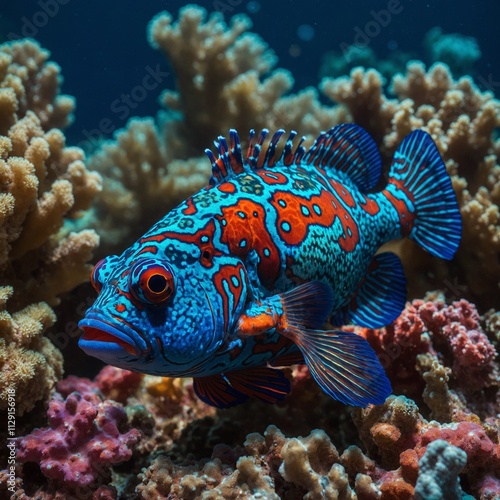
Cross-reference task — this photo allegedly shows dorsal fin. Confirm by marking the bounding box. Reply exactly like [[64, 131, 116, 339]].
[[303, 124, 382, 192], [205, 124, 380, 190]]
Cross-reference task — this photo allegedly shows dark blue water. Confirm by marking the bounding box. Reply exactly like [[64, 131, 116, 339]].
[[2, 0, 499, 149]]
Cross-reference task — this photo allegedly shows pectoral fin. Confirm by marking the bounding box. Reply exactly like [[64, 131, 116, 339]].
[[285, 327, 391, 406], [236, 280, 334, 336]]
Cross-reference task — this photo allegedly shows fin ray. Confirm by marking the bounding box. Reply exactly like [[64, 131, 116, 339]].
[[286, 328, 391, 406]]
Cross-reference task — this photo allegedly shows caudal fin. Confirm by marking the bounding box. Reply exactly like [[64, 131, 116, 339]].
[[386, 130, 461, 260]]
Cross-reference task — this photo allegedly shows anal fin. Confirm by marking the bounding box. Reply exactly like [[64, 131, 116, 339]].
[[193, 366, 290, 409], [193, 374, 248, 409]]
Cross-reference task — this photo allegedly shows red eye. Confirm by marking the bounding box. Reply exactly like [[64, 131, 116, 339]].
[[129, 259, 175, 305], [90, 259, 106, 293]]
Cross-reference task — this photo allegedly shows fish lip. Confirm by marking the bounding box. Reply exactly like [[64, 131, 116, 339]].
[[78, 315, 144, 357]]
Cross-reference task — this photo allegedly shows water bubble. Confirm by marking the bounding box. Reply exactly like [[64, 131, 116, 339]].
[[297, 24, 315, 42], [388, 39, 398, 51]]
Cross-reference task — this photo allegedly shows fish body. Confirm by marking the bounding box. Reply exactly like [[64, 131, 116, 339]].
[[79, 125, 461, 408]]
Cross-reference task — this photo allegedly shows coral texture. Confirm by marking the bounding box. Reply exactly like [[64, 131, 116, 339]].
[[414, 439, 467, 500], [0, 39, 101, 414], [0, 287, 62, 415], [355, 297, 498, 419], [16, 391, 140, 491]]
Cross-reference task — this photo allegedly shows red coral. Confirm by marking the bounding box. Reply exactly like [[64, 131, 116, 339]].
[[95, 365, 143, 403], [17, 392, 141, 490]]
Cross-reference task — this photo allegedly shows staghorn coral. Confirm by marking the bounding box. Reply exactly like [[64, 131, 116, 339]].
[[0, 39, 101, 413], [322, 62, 500, 308]]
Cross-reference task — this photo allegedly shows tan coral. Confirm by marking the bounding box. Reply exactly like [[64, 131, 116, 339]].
[[0, 286, 62, 415], [0, 39, 101, 413], [148, 5, 342, 157], [322, 62, 500, 308], [0, 39, 74, 132]]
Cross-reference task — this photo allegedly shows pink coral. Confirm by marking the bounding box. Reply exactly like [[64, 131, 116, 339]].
[[95, 365, 143, 403], [17, 392, 140, 490], [359, 298, 497, 395]]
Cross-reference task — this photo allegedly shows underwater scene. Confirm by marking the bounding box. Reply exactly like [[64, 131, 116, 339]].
[[0, 0, 499, 498]]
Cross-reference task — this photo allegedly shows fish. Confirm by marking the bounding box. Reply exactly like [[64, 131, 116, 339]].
[[78, 124, 461, 408]]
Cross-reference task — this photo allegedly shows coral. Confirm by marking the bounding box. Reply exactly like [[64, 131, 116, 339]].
[[0, 39, 74, 132], [0, 39, 101, 413], [0, 38, 101, 310], [148, 5, 341, 156], [0, 287, 62, 415], [322, 62, 500, 308], [424, 27, 481, 76], [353, 395, 500, 499], [356, 297, 498, 424], [414, 439, 467, 500], [16, 391, 141, 491], [95, 365, 143, 404]]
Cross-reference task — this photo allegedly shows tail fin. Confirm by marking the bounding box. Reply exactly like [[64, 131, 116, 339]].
[[385, 130, 461, 260]]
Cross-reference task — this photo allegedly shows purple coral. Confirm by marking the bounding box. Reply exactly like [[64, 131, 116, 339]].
[[17, 392, 140, 490]]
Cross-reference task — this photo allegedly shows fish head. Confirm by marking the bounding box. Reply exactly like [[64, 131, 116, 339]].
[[78, 249, 249, 376]]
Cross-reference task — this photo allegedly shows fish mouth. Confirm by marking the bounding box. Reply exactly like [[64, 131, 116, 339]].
[[78, 317, 141, 357]]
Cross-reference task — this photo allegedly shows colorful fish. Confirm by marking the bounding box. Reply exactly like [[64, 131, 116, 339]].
[[78, 124, 461, 408]]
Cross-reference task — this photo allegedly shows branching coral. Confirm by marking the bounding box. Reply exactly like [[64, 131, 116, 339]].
[[322, 62, 500, 308], [148, 5, 342, 156], [0, 287, 62, 415], [90, 5, 347, 256], [0, 39, 101, 413]]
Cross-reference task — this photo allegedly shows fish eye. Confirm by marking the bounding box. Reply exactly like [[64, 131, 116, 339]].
[[90, 259, 106, 293], [129, 259, 175, 305]]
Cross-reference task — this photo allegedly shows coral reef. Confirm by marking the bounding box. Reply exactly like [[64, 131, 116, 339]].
[[16, 391, 140, 492], [0, 39, 101, 414], [353, 296, 498, 421], [424, 27, 481, 76], [322, 62, 500, 308], [2, 5, 498, 500], [414, 439, 468, 500]]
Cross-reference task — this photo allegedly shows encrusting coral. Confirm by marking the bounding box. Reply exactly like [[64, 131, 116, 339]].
[[0, 39, 101, 413]]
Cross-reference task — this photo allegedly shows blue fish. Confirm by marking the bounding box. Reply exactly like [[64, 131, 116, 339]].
[[79, 124, 461, 408]]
